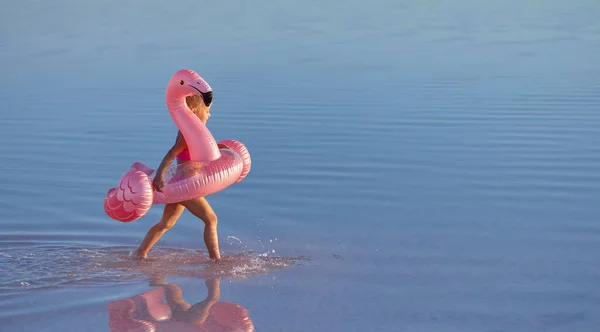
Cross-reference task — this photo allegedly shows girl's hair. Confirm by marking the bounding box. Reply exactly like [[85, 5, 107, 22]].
[[186, 95, 204, 110]]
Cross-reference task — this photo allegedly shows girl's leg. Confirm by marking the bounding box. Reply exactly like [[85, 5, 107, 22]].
[[135, 203, 185, 258], [181, 197, 220, 261]]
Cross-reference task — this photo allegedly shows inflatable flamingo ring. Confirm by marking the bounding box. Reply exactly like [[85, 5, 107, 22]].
[[104, 69, 251, 222]]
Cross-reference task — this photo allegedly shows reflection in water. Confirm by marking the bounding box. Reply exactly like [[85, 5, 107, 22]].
[[108, 278, 254, 332], [103, 250, 308, 331], [103, 250, 307, 331], [1, 242, 305, 331]]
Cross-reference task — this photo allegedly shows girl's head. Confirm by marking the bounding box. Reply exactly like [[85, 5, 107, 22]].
[[186, 94, 211, 124]]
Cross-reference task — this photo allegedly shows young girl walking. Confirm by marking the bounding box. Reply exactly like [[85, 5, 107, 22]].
[[134, 94, 226, 262]]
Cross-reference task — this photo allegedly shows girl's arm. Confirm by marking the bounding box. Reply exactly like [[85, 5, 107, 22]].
[[153, 139, 229, 192], [152, 137, 187, 192], [157, 136, 188, 175]]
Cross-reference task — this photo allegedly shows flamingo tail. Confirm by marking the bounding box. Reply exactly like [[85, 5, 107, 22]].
[[104, 163, 155, 222]]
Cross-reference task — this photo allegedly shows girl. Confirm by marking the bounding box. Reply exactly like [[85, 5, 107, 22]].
[[134, 94, 225, 262]]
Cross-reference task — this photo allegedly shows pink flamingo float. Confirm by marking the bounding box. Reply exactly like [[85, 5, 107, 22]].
[[104, 69, 251, 222]]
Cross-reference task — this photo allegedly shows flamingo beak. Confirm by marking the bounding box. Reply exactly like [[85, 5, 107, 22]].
[[188, 85, 213, 106], [201, 91, 213, 106]]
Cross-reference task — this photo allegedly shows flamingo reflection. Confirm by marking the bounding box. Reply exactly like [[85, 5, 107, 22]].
[[107, 278, 254, 332]]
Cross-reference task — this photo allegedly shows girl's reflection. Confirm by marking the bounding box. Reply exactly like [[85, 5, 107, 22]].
[[107, 278, 254, 331]]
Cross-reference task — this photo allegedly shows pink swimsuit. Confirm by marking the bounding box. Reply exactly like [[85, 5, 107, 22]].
[[175, 131, 191, 162]]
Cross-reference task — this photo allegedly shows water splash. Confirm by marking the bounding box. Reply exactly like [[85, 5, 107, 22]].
[[0, 243, 309, 293]]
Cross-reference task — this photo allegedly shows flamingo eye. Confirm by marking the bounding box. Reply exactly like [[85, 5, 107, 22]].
[[179, 80, 184, 85]]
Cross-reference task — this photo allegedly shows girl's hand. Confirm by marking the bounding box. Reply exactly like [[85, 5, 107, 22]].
[[152, 174, 165, 192]]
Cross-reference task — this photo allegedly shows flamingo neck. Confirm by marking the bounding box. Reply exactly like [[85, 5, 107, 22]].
[[166, 94, 221, 162]]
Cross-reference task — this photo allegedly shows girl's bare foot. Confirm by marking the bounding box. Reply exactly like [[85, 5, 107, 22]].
[[211, 252, 222, 263], [132, 249, 146, 260]]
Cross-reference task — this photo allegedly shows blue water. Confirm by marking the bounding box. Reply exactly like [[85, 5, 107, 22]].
[[2, 0, 600, 331]]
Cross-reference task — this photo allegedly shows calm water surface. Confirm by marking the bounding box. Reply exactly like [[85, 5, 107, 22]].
[[1, 0, 600, 331]]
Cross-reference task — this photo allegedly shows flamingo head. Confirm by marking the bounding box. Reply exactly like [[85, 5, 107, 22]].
[[166, 69, 213, 107]]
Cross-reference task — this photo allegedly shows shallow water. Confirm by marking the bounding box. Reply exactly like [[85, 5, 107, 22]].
[[2, 0, 600, 331]]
